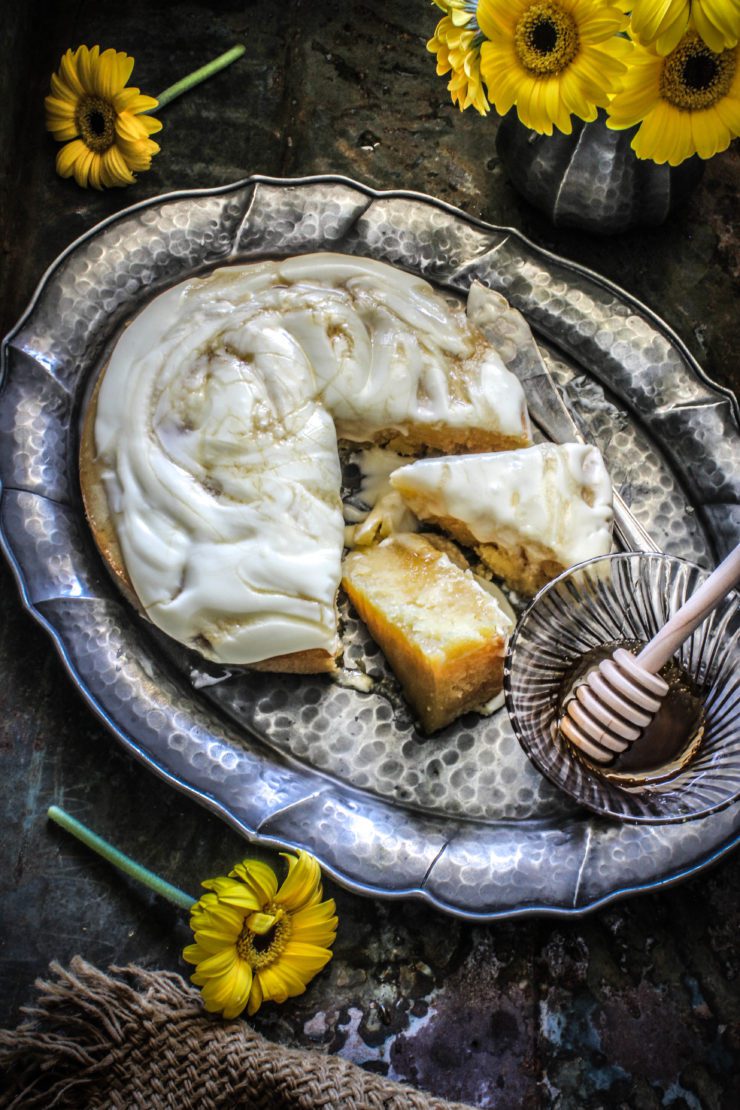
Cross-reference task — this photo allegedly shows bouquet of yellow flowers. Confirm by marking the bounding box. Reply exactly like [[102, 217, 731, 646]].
[[428, 0, 740, 166]]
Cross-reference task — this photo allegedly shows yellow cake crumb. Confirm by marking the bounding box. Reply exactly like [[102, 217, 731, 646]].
[[342, 534, 513, 733]]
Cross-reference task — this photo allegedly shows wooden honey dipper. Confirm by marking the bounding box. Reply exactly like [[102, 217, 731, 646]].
[[560, 544, 740, 766]]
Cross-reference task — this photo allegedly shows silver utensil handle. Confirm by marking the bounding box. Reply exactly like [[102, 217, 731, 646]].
[[612, 489, 661, 553], [492, 320, 662, 555]]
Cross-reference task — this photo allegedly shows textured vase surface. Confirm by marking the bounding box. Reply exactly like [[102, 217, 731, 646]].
[[496, 111, 704, 234]]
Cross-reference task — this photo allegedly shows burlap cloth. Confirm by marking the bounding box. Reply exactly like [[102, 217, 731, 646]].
[[0, 958, 475, 1109]]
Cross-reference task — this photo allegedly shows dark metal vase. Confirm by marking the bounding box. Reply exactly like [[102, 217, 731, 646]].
[[495, 110, 704, 234]]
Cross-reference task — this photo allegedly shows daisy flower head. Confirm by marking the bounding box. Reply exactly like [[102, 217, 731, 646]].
[[45, 45, 162, 189], [477, 0, 633, 135], [629, 0, 740, 56], [427, 1, 491, 113], [183, 850, 338, 1020], [607, 29, 740, 163]]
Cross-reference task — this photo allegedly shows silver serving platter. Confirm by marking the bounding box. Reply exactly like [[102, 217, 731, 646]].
[[1, 175, 739, 920]]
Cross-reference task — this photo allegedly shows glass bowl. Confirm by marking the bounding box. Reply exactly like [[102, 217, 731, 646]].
[[504, 552, 740, 823]]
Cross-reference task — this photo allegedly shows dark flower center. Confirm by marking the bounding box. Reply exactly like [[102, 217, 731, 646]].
[[683, 52, 718, 91], [75, 94, 116, 153], [515, 3, 579, 75], [532, 19, 558, 55], [88, 110, 107, 136], [252, 926, 276, 954], [661, 34, 736, 111], [236, 905, 292, 969]]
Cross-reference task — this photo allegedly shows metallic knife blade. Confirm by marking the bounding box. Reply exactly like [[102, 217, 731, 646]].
[[467, 283, 660, 554]]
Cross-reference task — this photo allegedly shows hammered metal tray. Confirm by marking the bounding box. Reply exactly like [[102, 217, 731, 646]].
[[2, 175, 739, 920]]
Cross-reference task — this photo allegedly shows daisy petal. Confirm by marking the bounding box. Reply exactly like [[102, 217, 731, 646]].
[[100, 145, 136, 187], [115, 112, 152, 142], [113, 89, 160, 115], [50, 72, 79, 104], [95, 49, 119, 99], [282, 942, 334, 974], [714, 93, 740, 134], [115, 138, 159, 172], [190, 945, 238, 979], [256, 963, 307, 1003], [246, 911, 279, 935], [59, 49, 86, 98], [76, 45, 100, 96], [694, 2, 737, 52], [87, 153, 105, 190], [192, 902, 246, 934], [276, 852, 323, 912], [192, 929, 242, 955], [221, 960, 253, 1019], [118, 51, 136, 89], [182, 942, 210, 966], [202, 876, 262, 910], [45, 97, 79, 140], [691, 106, 731, 158], [247, 974, 263, 1016], [230, 859, 279, 904], [201, 964, 248, 1012], [654, 6, 691, 55], [55, 139, 86, 179]]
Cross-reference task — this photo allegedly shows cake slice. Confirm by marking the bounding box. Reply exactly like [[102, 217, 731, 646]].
[[342, 534, 513, 733], [390, 443, 613, 595]]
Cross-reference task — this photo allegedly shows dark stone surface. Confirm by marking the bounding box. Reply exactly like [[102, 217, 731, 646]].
[[1, 2, 738, 1106]]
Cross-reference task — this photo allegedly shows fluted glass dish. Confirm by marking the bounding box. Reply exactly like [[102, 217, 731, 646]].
[[505, 553, 740, 823]]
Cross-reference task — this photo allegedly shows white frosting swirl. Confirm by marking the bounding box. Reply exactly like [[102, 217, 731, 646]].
[[94, 254, 529, 664]]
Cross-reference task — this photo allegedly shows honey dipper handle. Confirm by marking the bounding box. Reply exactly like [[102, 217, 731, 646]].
[[637, 544, 740, 674]]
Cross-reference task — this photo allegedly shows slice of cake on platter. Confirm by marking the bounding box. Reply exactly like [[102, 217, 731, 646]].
[[342, 534, 513, 733], [390, 443, 613, 595]]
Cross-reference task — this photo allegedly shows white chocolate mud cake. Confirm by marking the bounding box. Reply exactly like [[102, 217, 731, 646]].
[[390, 443, 614, 595], [342, 534, 513, 733], [80, 253, 531, 671]]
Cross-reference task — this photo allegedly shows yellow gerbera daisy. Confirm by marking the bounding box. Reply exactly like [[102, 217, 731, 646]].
[[477, 0, 632, 134], [183, 850, 338, 1020], [427, 1, 490, 114], [606, 30, 740, 163], [45, 45, 162, 189], [629, 0, 740, 56]]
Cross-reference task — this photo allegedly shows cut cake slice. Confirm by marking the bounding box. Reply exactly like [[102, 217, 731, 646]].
[[342, 533, 513, 733]]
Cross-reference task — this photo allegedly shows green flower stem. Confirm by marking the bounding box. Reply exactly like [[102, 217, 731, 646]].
[[152, 45, 246, 111], [47, 805, 195, 911]]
